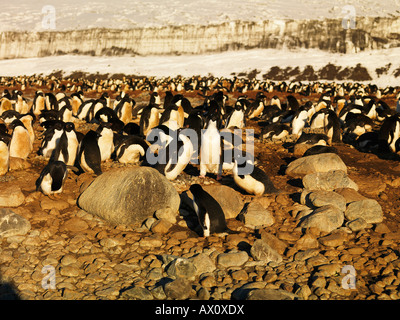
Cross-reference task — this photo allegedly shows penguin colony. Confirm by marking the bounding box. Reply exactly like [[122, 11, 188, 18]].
[[0, 75, 399, 236]]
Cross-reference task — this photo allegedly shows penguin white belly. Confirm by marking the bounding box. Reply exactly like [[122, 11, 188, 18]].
[[233, 174, 265, 196], [311, 114, 326, 129], [292, 111, 308, 136], [389, 121, 400, 152], [40, 173, 54, 195], [200, 127, 221, 176], [42, 131, 63, 159], [80, 151, 93, 173], [0, 142, 9, 176], [98, 136, 114, 161], [227, 111, 244, 128], [10, 129, 33, 159], [66, 133, 79, 166], [118, 145, 145, 164]]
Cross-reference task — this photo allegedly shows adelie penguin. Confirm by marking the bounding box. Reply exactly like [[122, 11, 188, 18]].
[[113, 135, 149, 165], [232, 153, 279, 196], [189, 184, 237, 237], [77, 130, 102, 175], [0, 132, 10, 176], [9, 119, 33, 160], [36, 160, 68, 196]]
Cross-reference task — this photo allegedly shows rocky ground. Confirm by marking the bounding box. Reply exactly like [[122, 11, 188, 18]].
[[1, 81, 400, 301]]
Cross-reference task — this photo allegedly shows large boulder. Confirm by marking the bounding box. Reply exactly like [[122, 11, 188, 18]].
[[77, 167, 180, 225], [299, 205, 344, 233], [345, 199, 383, 224], [286, 153, 347, 177]]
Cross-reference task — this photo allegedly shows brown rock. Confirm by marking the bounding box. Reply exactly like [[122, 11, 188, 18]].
[[0, 185, 25, 207], [60, 217, 89, 232], [318, 230, 348, 247], [40, 198, 70, 211], [334, 188, 367, 204], [151, 219, 172, 234]]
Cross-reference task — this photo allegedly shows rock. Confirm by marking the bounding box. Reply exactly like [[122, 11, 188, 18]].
[[259, 230, 288, 255], [374, 223, 391, 234], [345, 199, 383, 224], [246, 288, 299, 300], [299, 205, 344, 233], [302, 170, 358, 191], [59, 265, 81, 277], [315, 263, 342, 277], [295, 233, 319, 250], [77, 167, 180, 225], [189, 253, 216, 276], [334, 188, 367, 204], [217, 250, 249, 268], [60, 217, 89, 232], [150, 219, 172, 234], [318, 231, 348, 247], [154, 207, 178, 224], [40, 198, 70, 211], [307, 190, 346, 212], [183, 184, 244, 219], [166, 257, 196, 280], [250, 239, 283, 264], [346, 218, 369, 231], [293, 143, 313, 157], [0, 185, 25, 207], [295, 285, 312, 300], [237, 201, 275, 229], [286, 153, 347, 177], [122, 286, 154, 300], [0, 208, 31, 237], [164, 278, 193, 300]]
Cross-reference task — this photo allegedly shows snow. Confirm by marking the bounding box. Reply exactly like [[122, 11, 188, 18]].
[[0, 0, 399, 31], [0, 47, 399, 87]]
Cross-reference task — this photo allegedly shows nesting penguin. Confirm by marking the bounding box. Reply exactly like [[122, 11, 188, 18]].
[[36, 160, 68, 195], [232, 154, 279, 196], [189, 184, 236, 237], [114, 135, 149, 165]]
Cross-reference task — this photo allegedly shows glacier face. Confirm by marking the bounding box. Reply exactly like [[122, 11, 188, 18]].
[[1, 17, 400, 60]]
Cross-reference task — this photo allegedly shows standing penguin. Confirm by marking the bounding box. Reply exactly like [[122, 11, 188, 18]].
[[77, 130, 102, 175], [114, 94, 135, 125], [140, 103, 160, 137], [32, 90, 46, 117], [38, 121, 64, 159], [9, 119, 33, 160], [200, 108, 222, 179], [189, 184, 237, 237], [225, 100, 246, 129], [96, 123, 114, 162], [35, 160, 68, 195], [0, 132, 10, 176]]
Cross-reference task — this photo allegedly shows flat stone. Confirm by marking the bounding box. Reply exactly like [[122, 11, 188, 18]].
[[286, 153, 347, 177], [121, 286, 154, 300], [346, 218, 369, 231], [0, 208, 31, 237], [40, 198, 70, 211], [60, 217, 89, 232], [246, 288, 299, 300], [217, 250, 249, 268], [260, 230, 288, 255], [166, 257, 196, 280], [318, 231, 348, 247], [308, 190, 346, 212], [164, 278, 193, 300], [299, 205, 344, 233], [189, 253, 216, 276], [334, 188, 367, 204], [250, 239, 283, 263], [303, 170, 358, 192], [0, 185, 25, 207], [238, 201, 275, 229]]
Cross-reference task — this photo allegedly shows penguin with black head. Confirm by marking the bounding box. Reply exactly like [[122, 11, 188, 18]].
[[77, 130, 102, 175], [232, 152, 279, 196], [36, 160, 68, 196], [189, 184, 238, 237]]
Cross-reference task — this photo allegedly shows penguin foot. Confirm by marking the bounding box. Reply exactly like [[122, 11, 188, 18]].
[[216, 174, 222, 181]]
